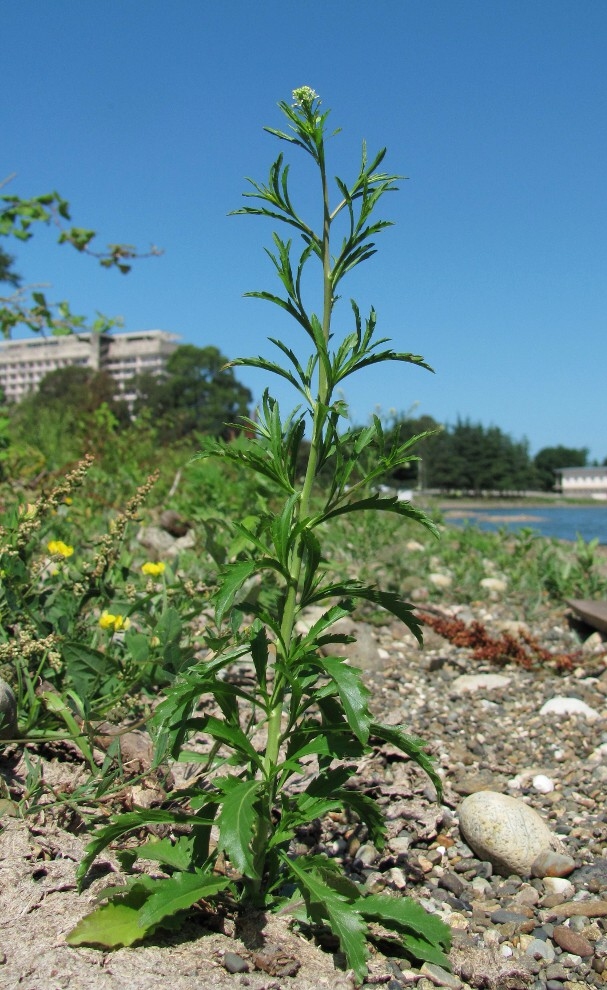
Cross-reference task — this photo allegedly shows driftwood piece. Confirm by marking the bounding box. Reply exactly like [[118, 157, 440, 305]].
[[567, 599, 607, 634]]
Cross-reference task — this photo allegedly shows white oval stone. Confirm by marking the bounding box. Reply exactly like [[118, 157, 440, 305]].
[[452, 673, 511, 695], [543, 876, 574, 899], [532, 774, 555, 793], [539, 696, 601, 720], [458, 790, 566, 877]]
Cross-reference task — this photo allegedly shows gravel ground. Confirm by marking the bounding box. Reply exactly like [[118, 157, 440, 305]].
[[2, 595, 607, 990]]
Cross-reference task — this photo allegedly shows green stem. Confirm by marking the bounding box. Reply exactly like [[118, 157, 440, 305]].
[[263, 140, 333, 766], [252, 128, 334, 893]]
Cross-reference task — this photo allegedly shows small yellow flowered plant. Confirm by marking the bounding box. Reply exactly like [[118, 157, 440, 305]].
[[99, 612, 130, 632], [141, 561, 166, 577], [47, 540, 74, 557]]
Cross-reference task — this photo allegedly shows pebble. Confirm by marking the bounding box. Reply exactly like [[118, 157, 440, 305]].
[[0, 678, 17, 740], [533, 773, 555, 793], [548, 900, 607, 918], [539, 696, 601, 720], [552, 925, 594, 957], [419, 962, 463, 988], [531, 850, 576, 879], [523, 936, 556, 963], [451, 673, 512, 695], [543, 877, 575, 899], [223, 951, 249, 974]]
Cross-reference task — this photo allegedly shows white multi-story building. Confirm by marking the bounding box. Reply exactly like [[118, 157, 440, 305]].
[[555, 466, 607, 499], [0, 330, 180, 405]]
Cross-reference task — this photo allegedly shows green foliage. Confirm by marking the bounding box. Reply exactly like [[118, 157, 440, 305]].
[[378, 414, 538, 493], [323, 507, 607, 614], [0, 182, 161, 338], [70, 88, 450, 979], [0, 459, 207, 760], [131, 344, 252, 440], [534, 445, 589, 492]]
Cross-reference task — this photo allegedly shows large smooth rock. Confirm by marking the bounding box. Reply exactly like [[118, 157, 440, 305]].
[[458, 790, 570, 878], [0, 678, 17, 740]]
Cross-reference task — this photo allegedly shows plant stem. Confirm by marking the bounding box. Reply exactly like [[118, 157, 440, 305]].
[[254, 126, 334, 889]]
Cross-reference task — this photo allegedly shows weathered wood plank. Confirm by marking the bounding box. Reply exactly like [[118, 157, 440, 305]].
[[566, 599, 607, 634]]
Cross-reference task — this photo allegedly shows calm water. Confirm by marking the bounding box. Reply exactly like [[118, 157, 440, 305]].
[[442, 505, 607, 545]]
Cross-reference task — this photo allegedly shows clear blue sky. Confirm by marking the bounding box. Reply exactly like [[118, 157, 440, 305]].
[[4, 1, 606, 461]]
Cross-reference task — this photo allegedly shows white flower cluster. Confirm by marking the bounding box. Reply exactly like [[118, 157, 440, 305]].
[[292, 86, 319, 109]]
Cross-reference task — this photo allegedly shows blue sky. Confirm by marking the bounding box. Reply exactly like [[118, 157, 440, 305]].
[[3, 1, 606, 461]]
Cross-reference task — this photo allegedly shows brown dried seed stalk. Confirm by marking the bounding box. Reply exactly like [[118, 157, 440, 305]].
[[419, 611, 576, 672]]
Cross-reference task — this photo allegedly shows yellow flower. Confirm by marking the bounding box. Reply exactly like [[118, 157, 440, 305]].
[[141, 561, 166, 577], [47, 540, 74, 558], [99, 612, 130, 632]]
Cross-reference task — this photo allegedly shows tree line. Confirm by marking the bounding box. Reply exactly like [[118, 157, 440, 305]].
[[1, 185, 601, 493], [384, 414, 598, 494], [2, 354, 598, 494]]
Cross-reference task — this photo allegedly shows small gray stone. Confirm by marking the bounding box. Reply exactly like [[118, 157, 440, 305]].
[[223, 951, 249, 974], [438, 872, 465, 897], [525, 937, 556, 963], [0, 678, 17, 740], [491, 908, 531, 925], [419, 961, 463, 989], [355, 842, 379, 867]]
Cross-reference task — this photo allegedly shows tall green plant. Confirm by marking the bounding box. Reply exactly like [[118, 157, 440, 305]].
[[69, 88, 450, 980]]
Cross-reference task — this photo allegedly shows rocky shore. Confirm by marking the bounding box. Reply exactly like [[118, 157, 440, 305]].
[[329, 595, 607, 990], [1, 594, 607, 990]]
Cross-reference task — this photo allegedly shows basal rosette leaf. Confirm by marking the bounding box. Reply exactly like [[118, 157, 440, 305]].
[[360, 894, 451, 968], [66, 884, 153, 948], [76, 809, 216, 889], [137, 871, 231, 930], [284, 854, 369, 983]]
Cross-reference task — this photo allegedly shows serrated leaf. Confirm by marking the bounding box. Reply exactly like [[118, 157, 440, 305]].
[[336, 788, 386, 850], [214, 560, 258, 625], [122, 834, 197, 872], [370, 722, 443, 801], [308, 582, 424, 645], [216, 777, 262, 877], [297, 602, 354, 652], [320, 492, 439, 539], [77, 809, 215, 888], [285, 855, 369, 982], [318, 656, 372, 744], [360, 894, 451, 967], [137, 871, 230, 930], [66, 884, 152, 947], [186, 715, 263, 769], [66, 902, 146, 948]]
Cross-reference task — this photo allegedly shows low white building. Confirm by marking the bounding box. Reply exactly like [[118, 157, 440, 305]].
[[0, 329, 180, 405], [555, 466, 607, 499]]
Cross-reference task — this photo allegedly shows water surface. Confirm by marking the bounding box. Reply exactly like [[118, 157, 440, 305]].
[[442, 505, 607, 544]]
